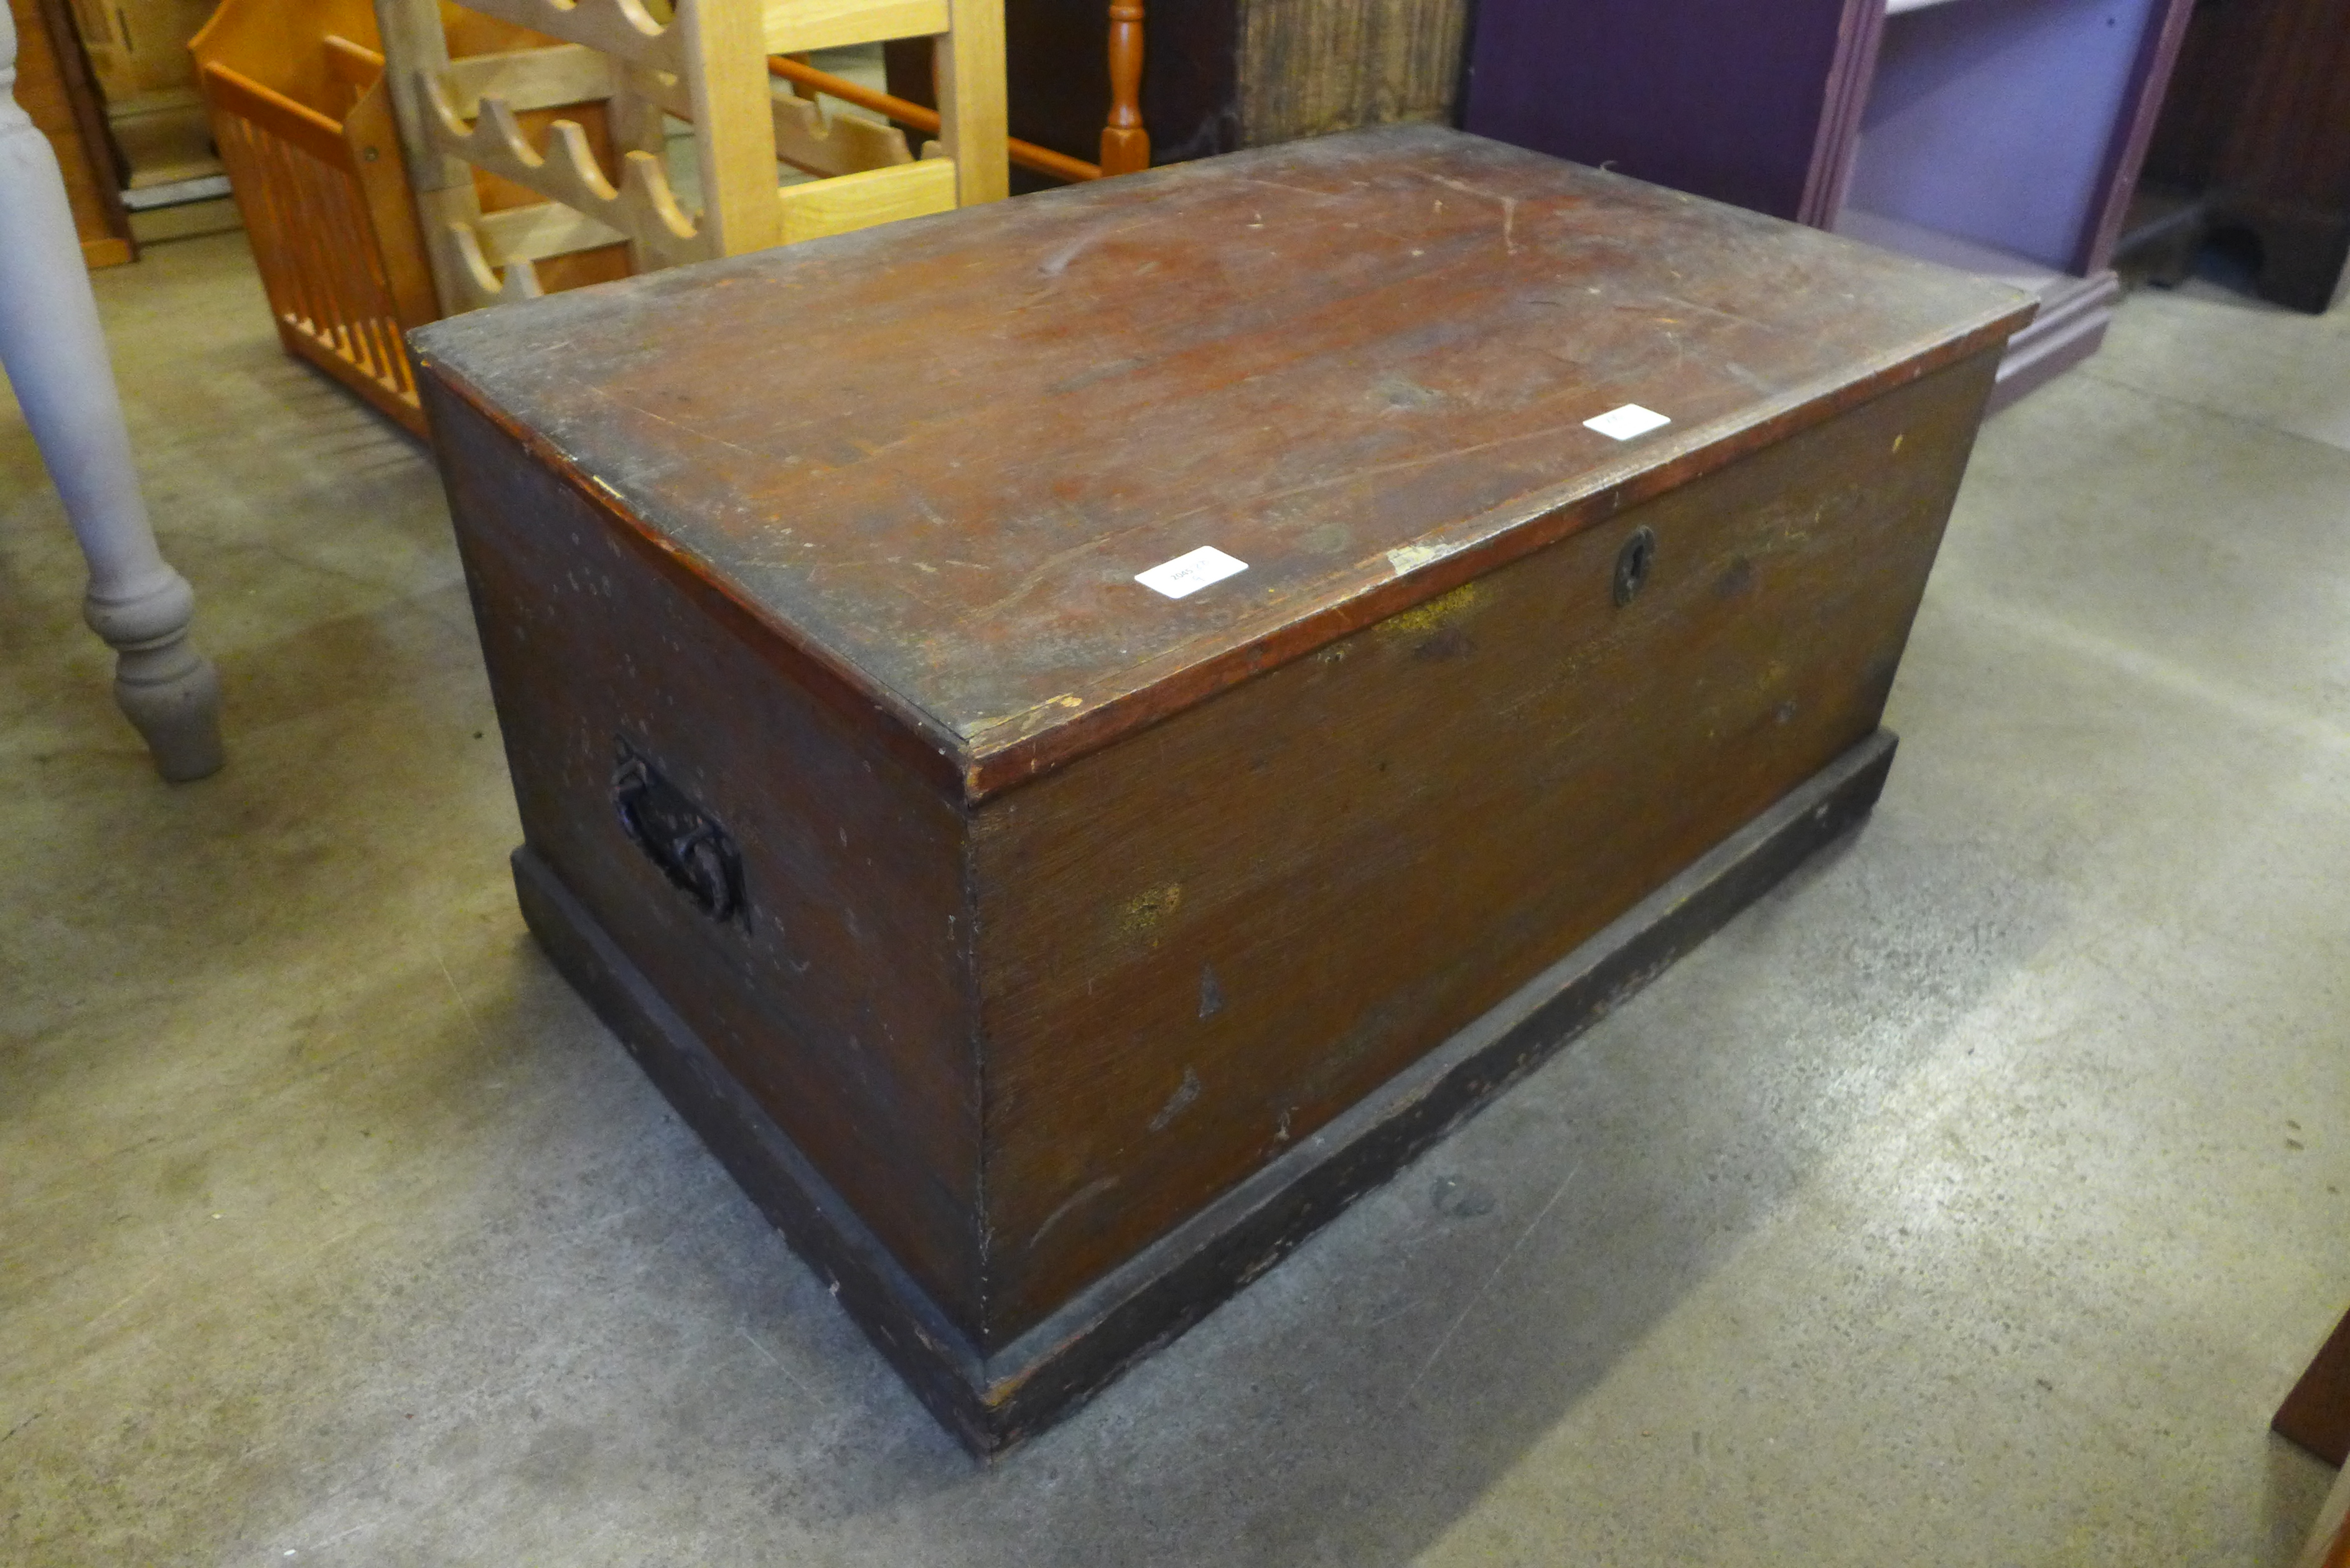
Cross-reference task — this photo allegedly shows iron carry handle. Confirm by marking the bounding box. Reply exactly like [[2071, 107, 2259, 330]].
[[612, 745, 745, 925]]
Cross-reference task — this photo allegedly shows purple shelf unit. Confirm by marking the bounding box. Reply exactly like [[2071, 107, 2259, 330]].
[[1463, 0, 2194, 409]]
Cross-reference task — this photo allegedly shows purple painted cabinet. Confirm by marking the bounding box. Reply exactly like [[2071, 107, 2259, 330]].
[[1463, 0, 2196, 408]]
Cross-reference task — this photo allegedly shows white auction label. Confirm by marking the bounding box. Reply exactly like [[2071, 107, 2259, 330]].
[[1583, 403, 1672, 441], [1135, 546, 1248, 600]]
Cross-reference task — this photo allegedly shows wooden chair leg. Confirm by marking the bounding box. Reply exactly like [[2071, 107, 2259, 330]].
[[1, 9, 223, 782], [1100, 0, 1147, 175]]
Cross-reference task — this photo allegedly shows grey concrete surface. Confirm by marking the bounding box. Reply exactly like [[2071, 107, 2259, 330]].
[[2, 233, 2345, 1566]]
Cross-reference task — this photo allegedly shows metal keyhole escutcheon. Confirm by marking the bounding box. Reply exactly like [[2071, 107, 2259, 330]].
[[1613, 526, 1657, 607]]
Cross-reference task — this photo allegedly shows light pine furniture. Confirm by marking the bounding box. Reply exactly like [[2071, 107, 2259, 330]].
[[195, 0, 1009, 436], [1462, 0, 2198, 411], [823, 0, 1142, 181], [1097, 0, 1141, 172], [765, 49, 1100, 184], [60, 0, 226, 210], [885, 0, 1469, 182], [372, 0, 1008, 314], [193, 1, 452, 437], [7, 0, 133, 266], [2, 4, 223, 780], [62, 0, 212, 105]]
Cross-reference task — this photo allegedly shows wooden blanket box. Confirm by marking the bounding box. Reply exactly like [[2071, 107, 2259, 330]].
[[414, 124, 2031, 1455]]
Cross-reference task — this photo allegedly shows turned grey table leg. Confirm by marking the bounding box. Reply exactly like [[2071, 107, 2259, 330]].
[[0, 9, 222, 781]]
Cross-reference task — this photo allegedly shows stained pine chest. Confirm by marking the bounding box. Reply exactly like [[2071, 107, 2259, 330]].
[[414, 124, 2031, 1454]]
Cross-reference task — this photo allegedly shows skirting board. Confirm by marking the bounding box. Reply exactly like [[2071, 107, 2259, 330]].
[[1987, 269, 2122, 414], [512, 728, 1902, 1457]]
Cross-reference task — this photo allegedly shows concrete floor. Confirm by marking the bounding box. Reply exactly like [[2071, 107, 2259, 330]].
[[4, 231, 2346, 1567]]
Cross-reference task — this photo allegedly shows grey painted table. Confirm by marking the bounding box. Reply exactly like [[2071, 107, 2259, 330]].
[[2, 5, 221, 780]]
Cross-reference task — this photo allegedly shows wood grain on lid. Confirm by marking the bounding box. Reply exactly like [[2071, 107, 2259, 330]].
[[414, 124, 2031, 798]]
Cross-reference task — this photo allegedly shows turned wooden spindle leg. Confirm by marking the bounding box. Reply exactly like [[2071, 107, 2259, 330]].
[[1, 8, 223, 780], [1101, 0, 1148, 176]]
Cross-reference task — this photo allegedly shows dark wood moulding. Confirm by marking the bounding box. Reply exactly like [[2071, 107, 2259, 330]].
[[514, 729, 1899, 1454]]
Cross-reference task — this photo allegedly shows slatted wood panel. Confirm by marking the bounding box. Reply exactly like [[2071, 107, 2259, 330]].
[[204, 63, 426, 435]]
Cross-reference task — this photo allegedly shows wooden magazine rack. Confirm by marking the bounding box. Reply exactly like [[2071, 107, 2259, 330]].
[[194, 0, 650, 434], [193, 1, 441, 432], [195, 0, 1014, 437]]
